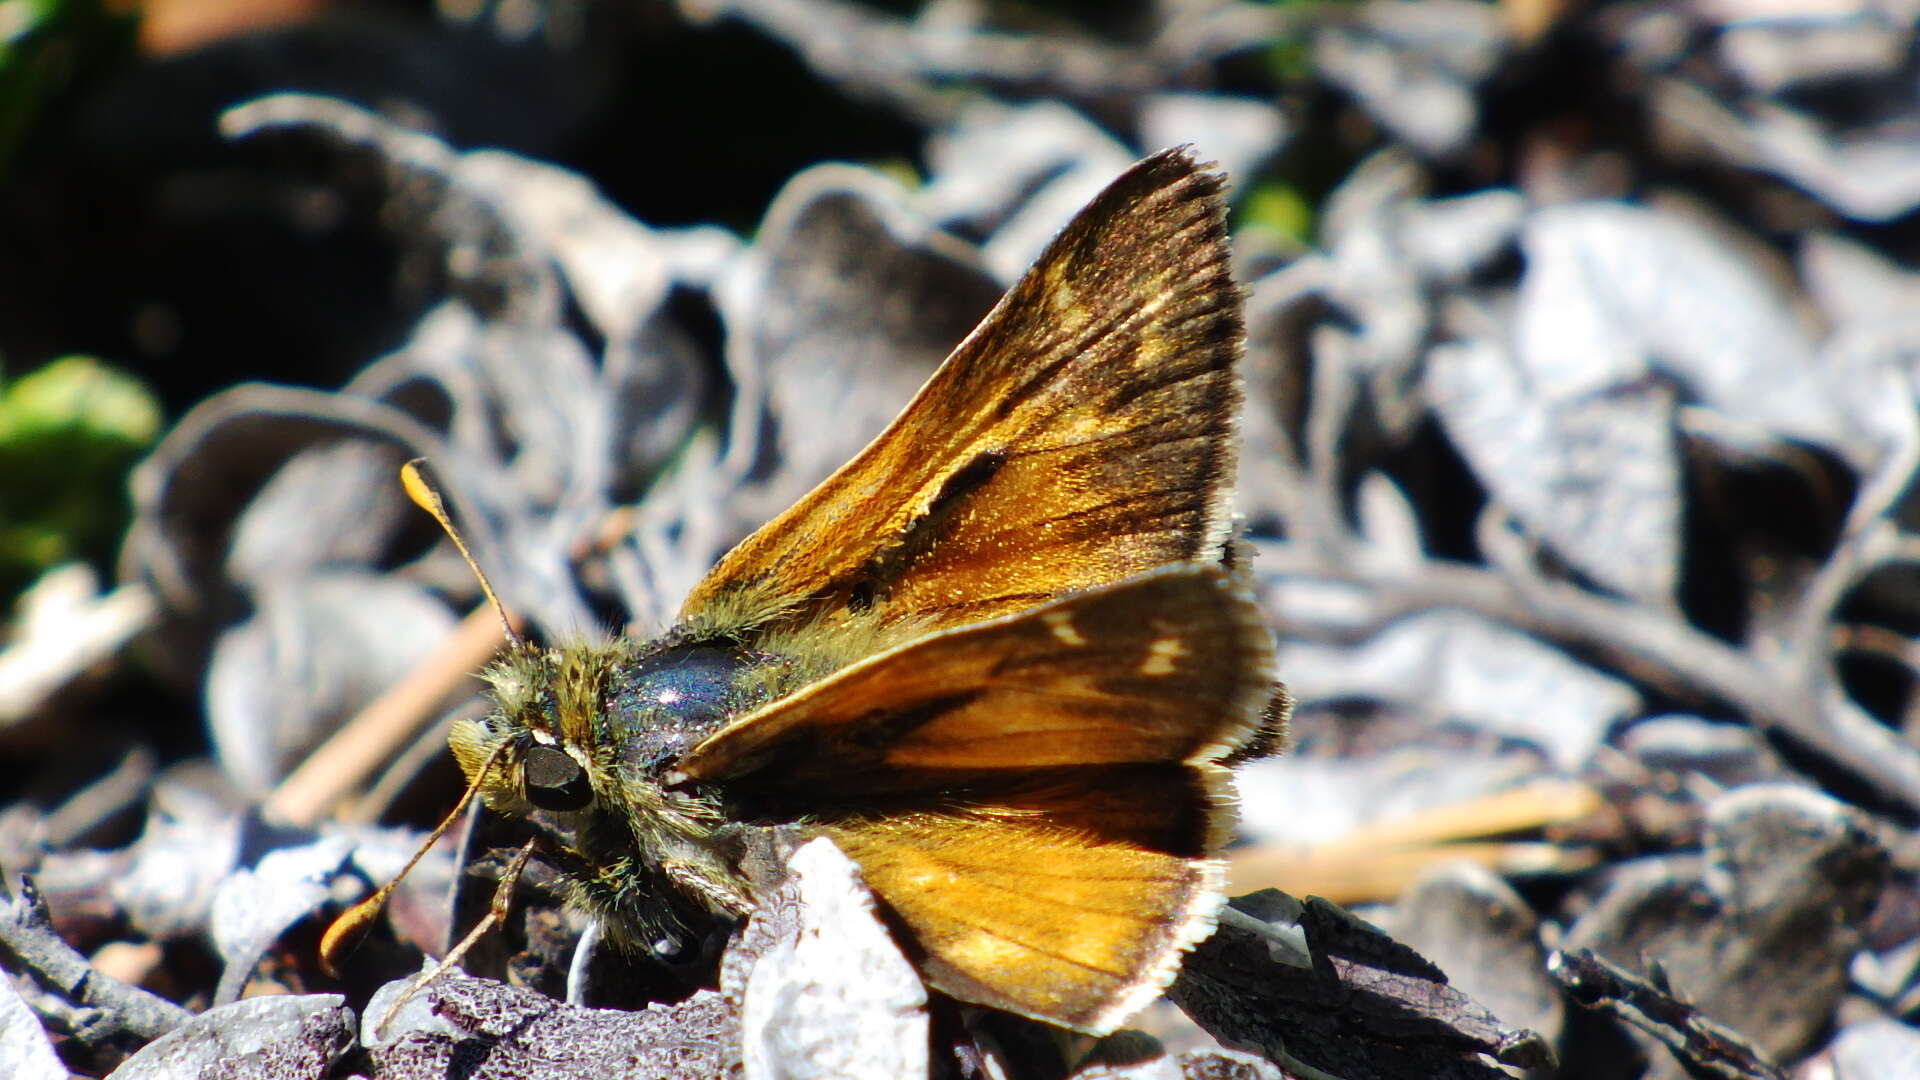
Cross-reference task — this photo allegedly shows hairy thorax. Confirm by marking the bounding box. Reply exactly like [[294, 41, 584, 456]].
[[451, 638, 764, 954]]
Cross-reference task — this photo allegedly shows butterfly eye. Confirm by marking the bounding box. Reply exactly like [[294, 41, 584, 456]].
[[523, 745, 592, 811]]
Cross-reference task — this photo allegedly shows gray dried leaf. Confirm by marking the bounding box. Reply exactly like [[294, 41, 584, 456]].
[[1846, 934, 1920, 1003], [447, 316, 605, 505], [1820, 1017, 1920, 1080], [1714, 15, 1909, 95], [0, 565, 156, 727], [1319, 146, 1428, 244], [1236, 259, 1328, 515], [209, 835, 355, 1004], [1616, 715, 1791, 791], [359, 967, 452, 1052], [1798, 232, 1920, 332], [1137, 93, 1290, 190], [1514, 202, 1811, 403], [122, 385, 435, 646], [343, 303, 608, 635], [223, 92, 558, 320], [1742, 101, 1920, 223], [206, 572, 456, 795], [919, 101, 1136, 278], [112, 805, 244, 941], [1171, 891, 1550, 1080], [1515, 201, 1905, 469], [369, 974, 737, 1080], [1699, 785, 1884, 928], [1309, 153, 1473, 429], [1312, 0, 1504, 158], [1799, 248, 1920, 468], [730, 838, 927, 1080], [621, 433, 753, 626], [1396, 190, 1525, 283], [214, 94, 721, 644], [1324, 227, 1427, 382], [610, 304, 723, 499], [1564, 784, 1889, 1074], [452, 150, 690, 343], [1428, 338, 1682, 604], [1353, 471, 1423, 570], [342, 306, 576, 582], [0, 970, 65, 1080], [106, 994, 352, 1080], [1271, 608, 1639, 769], [1382, 864, 1563, 1043], [224, 441, 412, 589], [724, 163, 1001, 515]]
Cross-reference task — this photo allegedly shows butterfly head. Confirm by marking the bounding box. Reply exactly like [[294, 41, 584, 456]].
[[452, 637, 782, 815], [447, 643, 601, 817], [450, 634, 788, 954]]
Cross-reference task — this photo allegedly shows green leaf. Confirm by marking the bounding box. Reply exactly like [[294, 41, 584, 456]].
[[0, 356, 162, 595], [1239, 180, 1316, 247]]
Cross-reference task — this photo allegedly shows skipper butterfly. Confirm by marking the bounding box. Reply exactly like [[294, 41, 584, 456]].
[[357, 148, 1283, 1036]]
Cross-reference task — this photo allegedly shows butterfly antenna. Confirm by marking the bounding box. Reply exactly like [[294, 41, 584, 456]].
[[371, 836, 537, 1038], [401, 459, 525, 650], [318, 738, 511, 977]]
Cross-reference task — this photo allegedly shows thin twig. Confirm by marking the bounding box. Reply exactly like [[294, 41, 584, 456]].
[[1254, 537, 1920, 818], [41, 747, 155, 850], [0, 875, 191, 1045], [347, 704, 473, 825], [267, 604, 508, 827], [1780, 413, 1920, 668], [1549, 948, 1787, 1080]]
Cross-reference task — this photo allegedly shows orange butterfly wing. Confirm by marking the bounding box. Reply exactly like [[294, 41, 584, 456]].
[[675, 566, 1274, 1031], [680, 148, 1243, 633]]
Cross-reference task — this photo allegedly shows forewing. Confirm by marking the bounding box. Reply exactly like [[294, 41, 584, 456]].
[[672, 565, 1275, 800], [680, 148, 1243, 632]]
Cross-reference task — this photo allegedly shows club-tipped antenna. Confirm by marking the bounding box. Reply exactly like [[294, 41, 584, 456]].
[[369, 835, 538, 1038], [401, 459, 525, 651], [318, 738, 511, 977]]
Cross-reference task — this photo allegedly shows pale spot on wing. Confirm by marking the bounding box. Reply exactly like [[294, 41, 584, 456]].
[[1043, 263, 1077, 307], [1043, 611, 1087, 646], [1136, 271, 1174, 318], [1138, 636, 1190, 676]]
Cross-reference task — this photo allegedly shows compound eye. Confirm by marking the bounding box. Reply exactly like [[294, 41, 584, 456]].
[[523, 745, 592, 811]]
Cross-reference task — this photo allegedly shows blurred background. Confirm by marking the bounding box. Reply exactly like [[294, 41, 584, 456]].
[[3, 0, 1920, 1076]]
